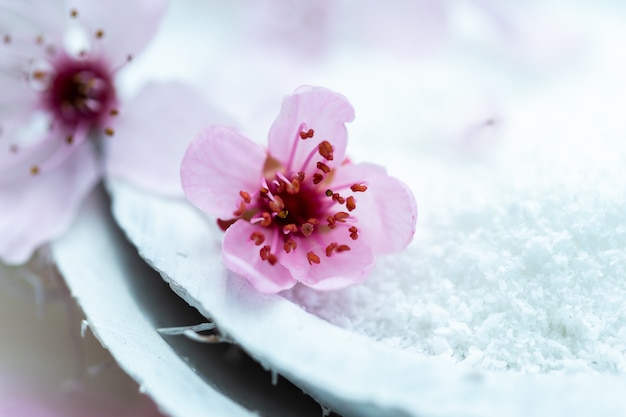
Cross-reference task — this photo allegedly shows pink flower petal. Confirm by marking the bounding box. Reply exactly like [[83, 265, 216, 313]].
[[267, 86, 354, 174], [181, 125, 266, 219], [332, 162, 417, 255], [0, 141, 99, 265], [71, 0, 168, 65], [279, 228, 375, 291], [222, 221, 297, 293], [104, 82, 232, 197]]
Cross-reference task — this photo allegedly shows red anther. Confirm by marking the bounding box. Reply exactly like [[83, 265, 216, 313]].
[[316, 161, 331, 173], [313, 173, 323, 184], [301, 222, 314, 237], [284, 238, 297, 253], [327, 216, 336, 229], [350, 183, 368, 192], [336, 244, 351, 252], [269, 195, 285, 213], [109, 108, 119, 116], [239, 190, 251, 203], [283, 224, 297, 234], [325, 242, 338, 257], [260, 245, 272, 260], [318, 140, 334, 161], [259, 187, 269, 198], [104, 127, 114, 136], [349, 225, 358, 240], [299, 129, 314, 139], [233, 201, 246, 216], [306, 218, 320, 225], [96, 29, 104, 39], [267, 254, 278, 265], [332, 193, 345, 204], [307, 251, 321, 265], [334, 212, 350, 222], [287, 178, 300, 195], [346, 196, 356, 211], [260, 212, 272, 227], [250, 231, 266, 245], [295, 172, 305, 182], [30, 165, 40, 175]]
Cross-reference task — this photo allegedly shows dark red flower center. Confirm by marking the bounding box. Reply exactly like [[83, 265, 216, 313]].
[[44, 57, 116, 128]]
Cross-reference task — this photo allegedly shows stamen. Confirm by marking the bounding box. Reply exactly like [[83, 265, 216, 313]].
[[313, 173, 323, 184], [351, 183, 368, 192], [277, 210, 289, 219], [318, 140, 334, 161], [283, 224, 297, 234], [109, 108, 119, 116], [260, 245, 277, 265], [269, 195, 284, 213], [307, 251, 321, 265], [233, 201, 246, 216], [325, 243, 338, 257], [250, 231, 265, 245], [104, 127, 114, 136], [301, 222, 314, 237], [30, 165, 40, 175], [96, 30, 104, 39], [306, 218, 320, 225], [327, 216, 336, 229], [349, 226, 359, 240], [334, 212, 350, 222], [70, 9, 78, 18], [286, 177, 300, 195], [316, 161, 331, 173], [346, 196, 356, 211], [260, 212, 272, 227], [299, 129, 314, 139], [239, 190, 251, 204], [332, 193, 345, 204], [325, 189, 333, 197], [284, 238, 297, 253], [65, 135, 74, 144], [336, 244, 351, 252]]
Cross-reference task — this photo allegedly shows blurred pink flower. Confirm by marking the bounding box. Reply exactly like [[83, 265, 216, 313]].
[[181, 86, 417, 293], [0, 0, 222, 264]]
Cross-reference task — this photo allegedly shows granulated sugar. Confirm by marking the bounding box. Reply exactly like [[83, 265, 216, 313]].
[[284, 76, 626, 374]]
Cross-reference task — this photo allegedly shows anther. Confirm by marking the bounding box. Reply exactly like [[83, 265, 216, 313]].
[[109, 108, 119, 116], [30, 165, 40, 175], [313, 173, 323, 184], [286, 178, 300, 195], [316, 161, 331, 173], [318, 140, 334, 160], [346, 196, 356, 211], [233, 201, 246, 217], [351, 183, 368, 192], [96, 30, 104, 39], [104, 127, 114, 136], [283, 224, 297, 234], [299, 129, 314, 139], [349, 226, 359, 240], [325, 243, 338, 257], [277, 210, 289, 219], [325, 189, 333, 197], [307, 251, 321, 265], [336, 244, 351, 252], [260, 212, 272, 227], [3, 35, 11, 44], [301, 222, 314, 237], [332, 193, 345, 204], [327, 216, 336, 229], [284, 238, 297, 253], [65, 135, 74, 144], [306, 218, 320, 225], [260, 245, 278, 265], [259, 187, 269, 198], [269, 195, 285, 213], [334, 212, 350, 222], [70, 9, 78, 18], [239, 190, 251, 204], [250, 231, 265, 245]]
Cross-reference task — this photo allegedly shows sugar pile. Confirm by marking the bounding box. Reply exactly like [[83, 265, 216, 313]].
[[284, 44, 626, 374]]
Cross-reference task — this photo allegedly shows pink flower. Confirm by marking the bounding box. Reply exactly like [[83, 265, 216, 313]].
[[0, 0, 222, 264], [181, 86, 417, 293]]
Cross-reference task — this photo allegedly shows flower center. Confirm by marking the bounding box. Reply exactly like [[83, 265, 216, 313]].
[[44, 57, 116, 128], [220, 127, 369, 266]]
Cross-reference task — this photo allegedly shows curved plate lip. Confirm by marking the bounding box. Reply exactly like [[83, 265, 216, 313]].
[[108, 178, 626, 417], [52, 186, 258, 417]]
